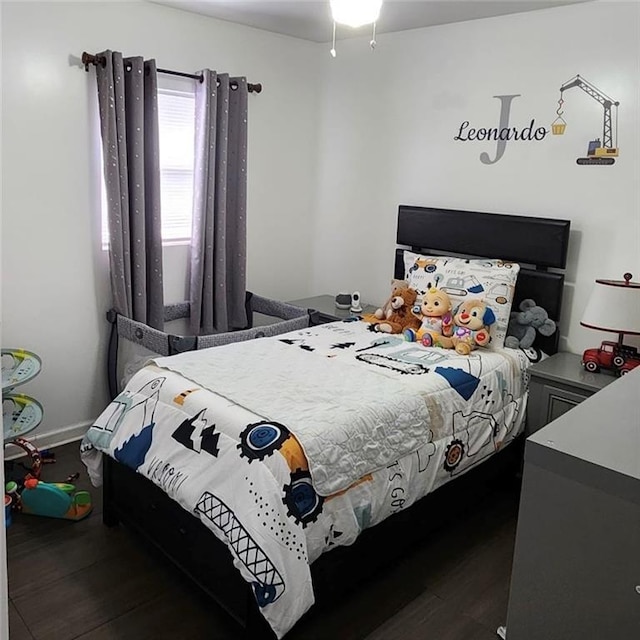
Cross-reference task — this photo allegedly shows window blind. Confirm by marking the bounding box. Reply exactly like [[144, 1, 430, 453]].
[[158, 89, 195, 241], [101, 88, 195, 245]]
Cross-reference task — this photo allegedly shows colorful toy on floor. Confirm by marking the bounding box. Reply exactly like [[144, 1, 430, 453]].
[[4, 436, 43, 479], [20, 478, 92, 521], [3, 349, 46, 488], [4, 495, 12, 527], [1, 347, 72, 525], [5, 482, 22, 525]]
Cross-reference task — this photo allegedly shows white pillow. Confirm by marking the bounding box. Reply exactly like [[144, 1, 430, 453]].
[[403, 251, 520, 350]]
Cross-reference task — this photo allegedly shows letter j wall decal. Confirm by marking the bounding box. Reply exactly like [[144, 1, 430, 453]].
[[480, 95, 521, 165]]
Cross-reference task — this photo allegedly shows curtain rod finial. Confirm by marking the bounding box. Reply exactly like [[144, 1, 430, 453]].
[[81, 52, 93, 72], [81, 52, 106, 71]]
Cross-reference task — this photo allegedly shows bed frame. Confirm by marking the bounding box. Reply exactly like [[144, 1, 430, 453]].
[[102, 206, 570, 638]]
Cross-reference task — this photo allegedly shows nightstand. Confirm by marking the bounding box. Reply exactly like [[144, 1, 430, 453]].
[[527, 351, 617, 436], [287, 295, 377, 325]]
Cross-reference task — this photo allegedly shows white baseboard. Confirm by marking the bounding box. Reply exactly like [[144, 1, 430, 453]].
[[4, 420, 91, 460]]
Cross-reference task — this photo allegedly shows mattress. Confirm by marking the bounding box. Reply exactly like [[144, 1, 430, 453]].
[[81, 319, 532, 638]]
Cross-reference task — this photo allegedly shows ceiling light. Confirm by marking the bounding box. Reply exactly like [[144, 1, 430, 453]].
[[330, 0, 383, 29], [329, 0, 382, 57]]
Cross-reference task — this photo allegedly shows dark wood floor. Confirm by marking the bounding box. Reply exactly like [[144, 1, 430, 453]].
[[7, 443, 519, 640]]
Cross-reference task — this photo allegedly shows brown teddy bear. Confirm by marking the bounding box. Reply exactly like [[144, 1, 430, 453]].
[[373, 279, 409, 321], [364, 282, 421, 334]]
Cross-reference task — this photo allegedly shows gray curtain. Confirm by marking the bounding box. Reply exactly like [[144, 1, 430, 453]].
[[96, 50, 164, 329], [189, 70, 248, 335]]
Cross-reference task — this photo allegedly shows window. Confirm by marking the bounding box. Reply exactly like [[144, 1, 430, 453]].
[[157, 89, 195, 242], [101, 88, 195, 246]]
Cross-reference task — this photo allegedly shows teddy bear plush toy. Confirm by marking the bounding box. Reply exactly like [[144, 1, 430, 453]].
[[373, 279, 409, 321], [504, 299, 556, 349], [449, 299, 496, 355], [366, 281, 422, 334], [403, 287, 454, 347]]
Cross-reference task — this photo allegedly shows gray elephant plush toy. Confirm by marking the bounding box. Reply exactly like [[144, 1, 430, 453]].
[[505, 299, 556, 349]]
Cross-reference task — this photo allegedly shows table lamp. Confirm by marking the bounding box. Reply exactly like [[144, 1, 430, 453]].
[[580, 272, 640, 375]]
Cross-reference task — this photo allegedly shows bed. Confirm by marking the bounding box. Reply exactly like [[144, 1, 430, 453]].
[[82, 206, 570, 639]]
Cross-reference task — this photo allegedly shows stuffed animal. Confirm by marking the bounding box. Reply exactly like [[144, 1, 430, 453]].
[[373, 279, 410, 321], [404, 287, 454, 347], [449, 299, 496, 355], [504, 299, 556, 349], [368, 284, 422, 334]]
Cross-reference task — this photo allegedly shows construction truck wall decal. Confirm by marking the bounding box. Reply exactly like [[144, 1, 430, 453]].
[[552, 74, 620, 165]]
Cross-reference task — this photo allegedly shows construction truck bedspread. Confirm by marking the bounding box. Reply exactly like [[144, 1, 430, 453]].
[[81, 320, 532, 638]]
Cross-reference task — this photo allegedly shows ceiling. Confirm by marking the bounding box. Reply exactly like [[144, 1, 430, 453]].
[[151, 0, 589, 43]]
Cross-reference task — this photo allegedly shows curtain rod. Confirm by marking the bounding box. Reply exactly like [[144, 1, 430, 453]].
[[81, 52, 262, 94]]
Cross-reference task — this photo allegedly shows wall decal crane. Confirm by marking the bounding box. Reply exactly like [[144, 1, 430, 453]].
[[552, 75, 620, 165]]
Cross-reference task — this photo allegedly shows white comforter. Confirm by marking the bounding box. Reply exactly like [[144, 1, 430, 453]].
[[153, 332, 433, 496], [154, 321, 528, 496], [82, 320, 531, 638]]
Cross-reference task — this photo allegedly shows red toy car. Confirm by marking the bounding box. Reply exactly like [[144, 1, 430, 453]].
[[582, 340, 640, 376]]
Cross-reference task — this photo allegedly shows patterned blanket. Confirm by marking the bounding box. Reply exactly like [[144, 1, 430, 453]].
[[81, 320, 531, 637]]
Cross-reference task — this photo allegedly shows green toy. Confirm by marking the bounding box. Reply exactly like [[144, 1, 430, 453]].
[[20, 478, 92, 521]]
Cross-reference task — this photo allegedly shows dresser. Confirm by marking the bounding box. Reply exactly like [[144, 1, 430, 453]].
[[505, 368, 640, 639]]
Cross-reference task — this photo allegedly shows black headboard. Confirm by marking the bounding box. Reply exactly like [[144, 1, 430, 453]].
[[393, 205, 571, 354]]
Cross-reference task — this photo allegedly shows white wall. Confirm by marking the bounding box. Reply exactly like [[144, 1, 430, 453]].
[[312, 0, 640, 354], [1, 1, 321, 441]]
